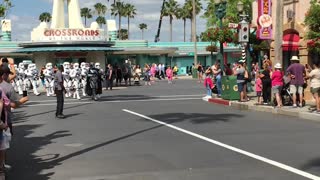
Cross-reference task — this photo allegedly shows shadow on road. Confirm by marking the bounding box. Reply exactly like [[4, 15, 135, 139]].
[[145, 113, 243, 124], [7, 125, 72, 180], [301, 158, 320, 172], [98, 94, 152, 102], [7, 123, 164, 180]]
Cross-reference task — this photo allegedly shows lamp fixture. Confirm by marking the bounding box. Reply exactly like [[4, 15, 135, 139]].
[[237, 1, 244, 12]]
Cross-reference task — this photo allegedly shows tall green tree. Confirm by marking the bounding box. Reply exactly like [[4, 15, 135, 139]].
[[176, 4, 191, 42], [124, 3, 136, 40], [0, 0, 13, 19], [80, 8, 93, 27], [94, 3, 107, 16], [111, 1, 126, 40], [139, 23, 147, 39], [96, 16, 106, 26], [305, 0, 320, 53], [203, 0, 253, 27], [39, 12, 51, 22], [163, 0, 179, 42], [184, 0, 202, 41]]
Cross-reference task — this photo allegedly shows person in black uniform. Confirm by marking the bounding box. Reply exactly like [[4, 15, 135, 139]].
[[86, 63, 100, 101]]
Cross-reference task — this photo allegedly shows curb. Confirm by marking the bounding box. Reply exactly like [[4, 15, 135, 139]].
[[208, 98, 320, 122]]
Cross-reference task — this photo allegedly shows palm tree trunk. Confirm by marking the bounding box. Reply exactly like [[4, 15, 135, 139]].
[[190, 19, 192, 42], [183, 19, 186, 42], [142, 30, 144, 39], [118, 16, 121, 40], [170, 16, 173, 42], [128, 17, 130, 40], [85, 17, 87, 27]]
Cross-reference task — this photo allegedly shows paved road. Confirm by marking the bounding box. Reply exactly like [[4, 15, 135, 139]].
[[7, 79, 320, 180]]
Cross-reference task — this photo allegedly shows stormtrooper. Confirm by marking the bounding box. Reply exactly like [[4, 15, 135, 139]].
[[70, 62, 82, 100], [94, 62, 104, 98], [62, 62, 72, 97], [24, 63, 41, 96], [43, 62, 55, 96], [80, 62, 88, 96], [17, 63, 26, 95]]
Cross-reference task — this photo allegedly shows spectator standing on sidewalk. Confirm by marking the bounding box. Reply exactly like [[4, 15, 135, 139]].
[[234, 60, 247, 102], [306, 63, 320, 113], [272, 63, 284, 108], [255, 71, 263, 105], [286, 56, 306, 108], [260, 63, 272, 104], [213, 63, 222, 97], [105, 64, 114, 90], [203, 70, 214, 98], [197, 63, 203, 83]]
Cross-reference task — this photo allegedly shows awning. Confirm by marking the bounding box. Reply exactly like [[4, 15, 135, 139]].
[[282, 33, 300, 51], [14, 46, 123, 53]]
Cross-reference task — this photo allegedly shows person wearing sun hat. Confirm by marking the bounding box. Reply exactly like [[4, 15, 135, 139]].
[[272, 63, 284, 107], [286, 56, 306, 108]]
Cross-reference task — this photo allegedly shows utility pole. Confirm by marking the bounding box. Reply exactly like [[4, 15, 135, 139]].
[[274, 0, 283, 65], [192, 0, 198, 65]]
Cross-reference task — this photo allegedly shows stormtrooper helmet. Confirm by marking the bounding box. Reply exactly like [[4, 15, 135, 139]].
[[80, 62, 86, 69], [74, 63, 80, 69], [46, 63, 53, 70], [63, 62, 70, 69], [95, 62, 100, 69], [28, 63, 35, 70], [18, 63, 25, 69], [14, 64, 18, 70]]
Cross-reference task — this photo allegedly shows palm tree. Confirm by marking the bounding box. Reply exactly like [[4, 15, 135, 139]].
[[123, 3, 136, 40], [96, 16, 106, 27], [94, 3, 107, 16], [0, 0, 13, 19], [139, 23, 147, 39], [162, 0, 179, 42], [81, 8, 93, 27], [185, 0, 202, 41], [176, 4, 190, 42], [39, 12, 52, 22], [111, 1, 126, 40]]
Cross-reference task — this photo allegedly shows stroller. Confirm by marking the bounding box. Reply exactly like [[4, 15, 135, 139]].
[[273, 76, 306, 107]]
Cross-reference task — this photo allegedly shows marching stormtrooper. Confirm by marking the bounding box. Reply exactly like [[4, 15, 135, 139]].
[[80, 62, 88, 96], [43, 62, 55, 96], [62, 62, 72, 97], [86, 63, 100, 101], [24, 63, 41, 96], [70, 62, 82, 100], [17, 63, 26, 95]]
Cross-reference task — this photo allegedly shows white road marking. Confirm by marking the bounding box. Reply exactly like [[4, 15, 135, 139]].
[[122, 109, 320, 180], [24, 97, 201, 107], [64, 143, 84, 148]]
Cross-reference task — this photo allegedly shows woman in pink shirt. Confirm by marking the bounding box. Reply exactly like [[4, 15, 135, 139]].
[[166, 66, 173, 84], [272, 63, 284, 107], [255, 72, 263, 104]]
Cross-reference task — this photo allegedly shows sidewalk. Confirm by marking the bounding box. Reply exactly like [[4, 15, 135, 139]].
[[206, 93, 320, 122]]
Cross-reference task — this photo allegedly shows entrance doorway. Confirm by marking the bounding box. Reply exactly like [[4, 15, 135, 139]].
[[282, 32, 300, 70]]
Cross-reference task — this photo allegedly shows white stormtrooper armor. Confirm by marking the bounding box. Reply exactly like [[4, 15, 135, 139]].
[[17, 63, 26, 95], [63, 62, 72, 97], [80, 62, 88, 96], [70, 63, 82, 100], [44, 63, 55, 96], [95, 62, 104, 75], [24, 63, 40, 96]]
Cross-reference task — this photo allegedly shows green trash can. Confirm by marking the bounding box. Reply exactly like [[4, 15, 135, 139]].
[[221, 76, 240, 100], [192, 68, 198, 79]]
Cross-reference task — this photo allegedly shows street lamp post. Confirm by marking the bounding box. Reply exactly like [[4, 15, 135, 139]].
[[214, 0, 227, 68], [237, 1, 249, 63]]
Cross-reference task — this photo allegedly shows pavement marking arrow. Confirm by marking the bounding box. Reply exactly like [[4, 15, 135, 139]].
[[123, 109, 320, 180]]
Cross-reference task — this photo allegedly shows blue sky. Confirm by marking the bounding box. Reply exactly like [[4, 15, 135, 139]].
[[8, 0, 207, 42]]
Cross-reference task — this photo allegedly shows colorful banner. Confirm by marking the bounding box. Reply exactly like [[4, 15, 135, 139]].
[[257, 0, 272, 40]]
